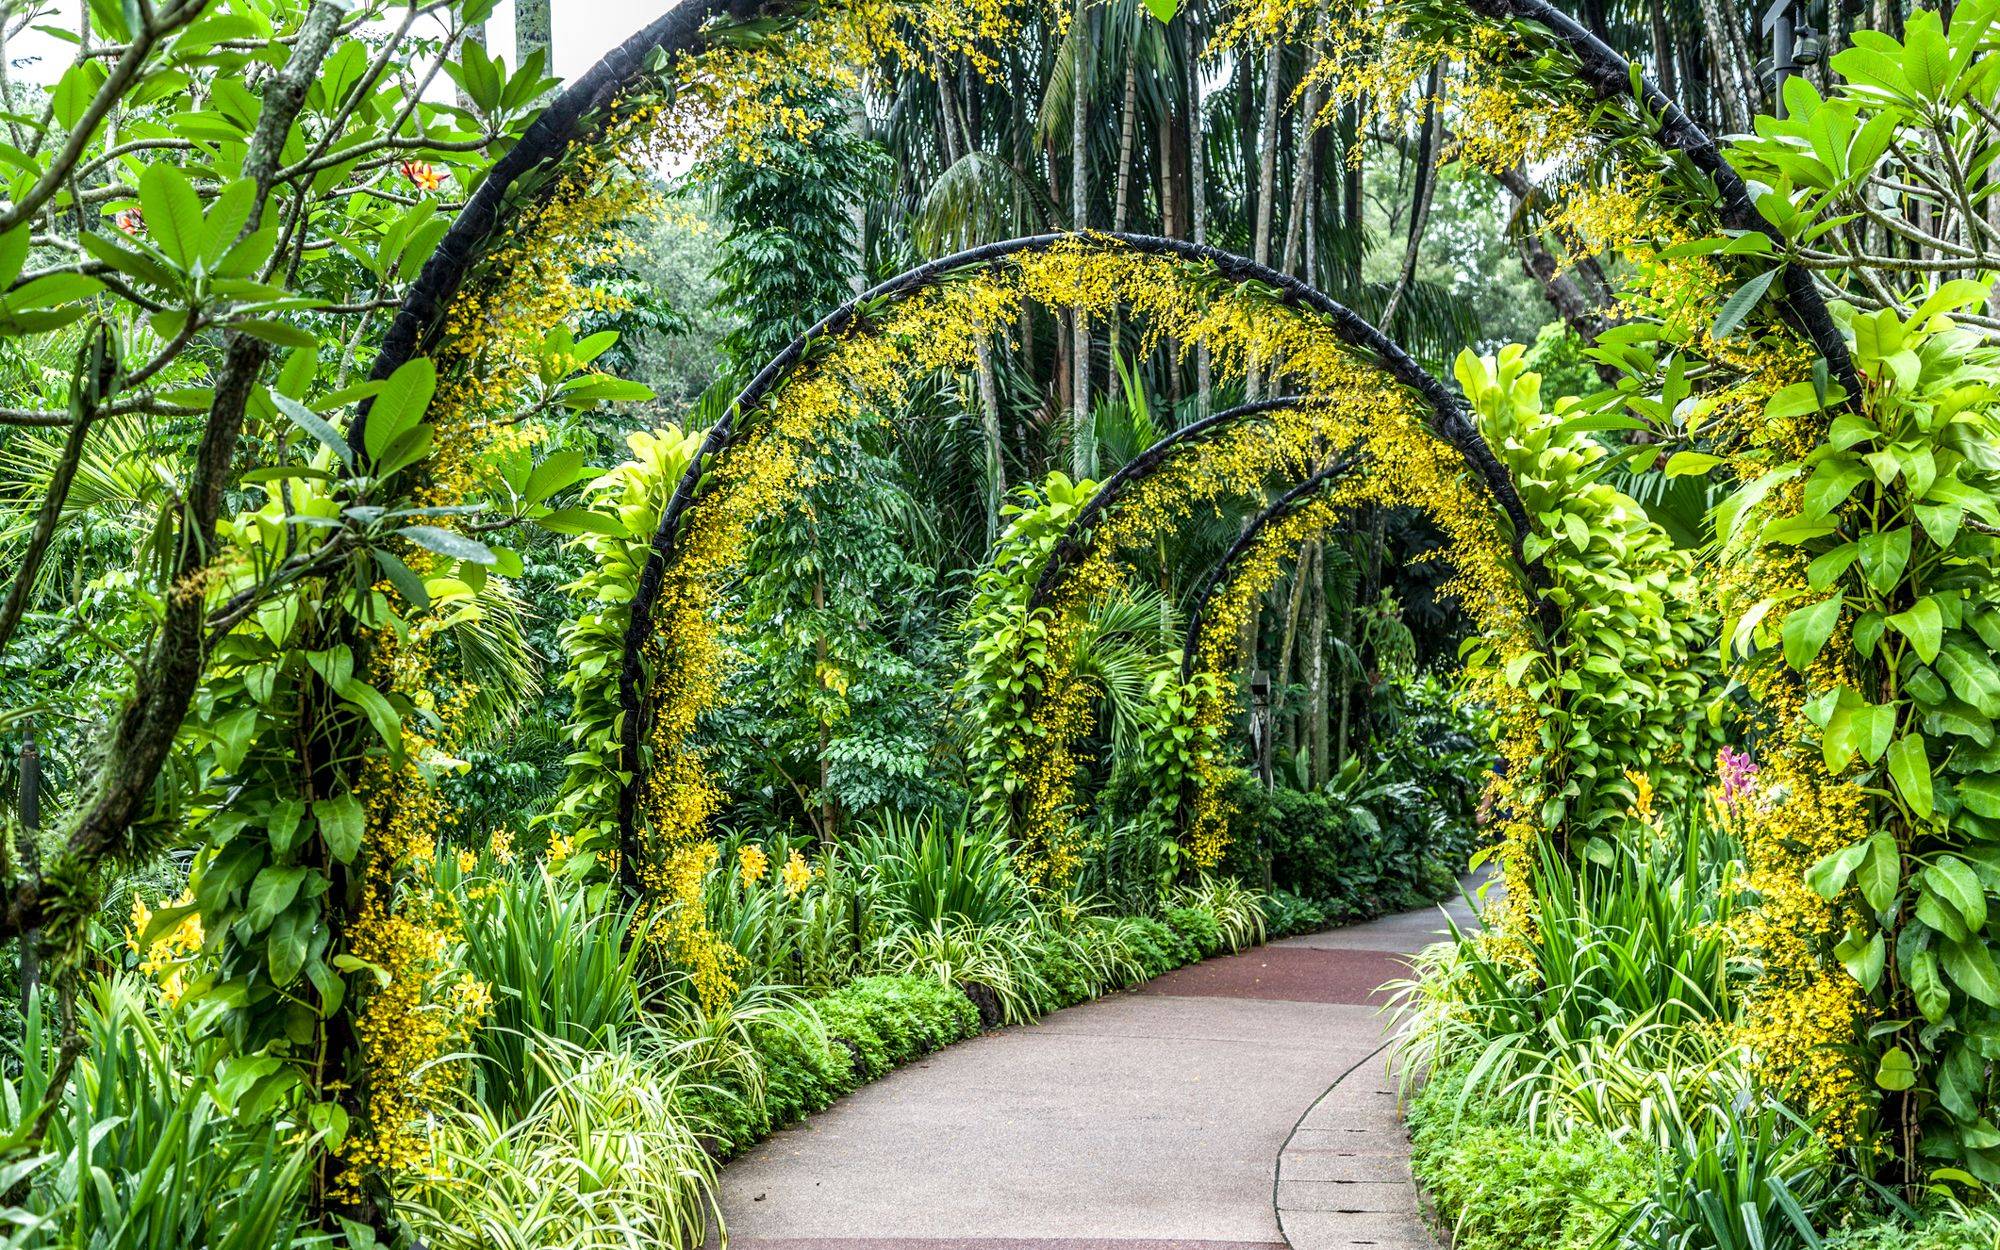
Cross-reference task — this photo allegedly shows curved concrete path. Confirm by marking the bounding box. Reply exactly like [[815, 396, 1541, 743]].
[[715, 885, 1484, 1250]]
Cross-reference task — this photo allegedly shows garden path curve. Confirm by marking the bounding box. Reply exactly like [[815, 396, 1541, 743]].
[[712, 884, 1485, 1250]]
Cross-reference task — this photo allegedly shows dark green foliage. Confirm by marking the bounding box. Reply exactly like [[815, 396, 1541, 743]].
[[699, 92, 886, 372], [689, 974, 981, 1156], [1115, 916, 1181, 979], [1220, 775, 1461, 921], [809, 974, 981, 1081], [1031, 941, 1097, 1011], [699, 90, 954, 834], [1258, 889, 1330, 939], [1407, 1063, 1652, 1250], [1163, 905, 1221, 960]]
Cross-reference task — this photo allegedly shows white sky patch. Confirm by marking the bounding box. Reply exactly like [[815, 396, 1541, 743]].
[[3, 1, 680, 87]]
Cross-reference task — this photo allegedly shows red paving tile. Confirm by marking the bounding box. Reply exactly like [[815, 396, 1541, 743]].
[[1137, 945, 1413, 1006], [725, 1241, 1288, 1249]]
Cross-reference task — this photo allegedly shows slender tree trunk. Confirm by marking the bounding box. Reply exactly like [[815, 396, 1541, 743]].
[[1274, 539, 1311, 758], [1279, 8, 1327, 282], [975, 341, 1005, 543], [1496, 164, 1614, 344], [1113, 36, 1141, 232], [1306, 541, 1328, 786], [1714, 0, 1762, 118], [1696, 0, 1751, 131], [1647, 0, 1677, 100], [1189, 21, 1211, 417], [931, 55, 1006, 536], [1070, 0, 1091, 476], [1109, 28, 1141, 379], [1246, 39, 1284, 400], [1379, 65, 1441, 332], [516, 0, 552, 70]]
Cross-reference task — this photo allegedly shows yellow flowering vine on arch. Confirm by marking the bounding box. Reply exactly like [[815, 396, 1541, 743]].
[[603, 233, 1550, 929]]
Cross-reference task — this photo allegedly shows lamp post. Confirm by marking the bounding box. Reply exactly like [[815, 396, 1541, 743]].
[[1761, 0, 1826, 120]]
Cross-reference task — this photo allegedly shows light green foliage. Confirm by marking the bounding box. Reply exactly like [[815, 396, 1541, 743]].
[[684, 973, 981, 1155], [400, 1037, 717, 1250], [1707, 284, 2000, 1171], [1617, 1078, 1833, 1250], [718, 433, 957, 828], [1407, 1062, 1653, 1250], [1459, 345, 1721, 837], [1395, 811, 1743, 1133], [961, 471, 1099, 823], [1127, 661, 1224, 825], [548, 425, 705, 863], [445, 859, 648, 1117], [0, 978, 320, 1249]]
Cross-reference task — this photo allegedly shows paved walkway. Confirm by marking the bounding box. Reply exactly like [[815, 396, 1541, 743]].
[[715, 884, 1485, 1250]]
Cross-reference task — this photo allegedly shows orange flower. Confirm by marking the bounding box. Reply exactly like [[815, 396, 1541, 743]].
[[400, 161, 445, 192]]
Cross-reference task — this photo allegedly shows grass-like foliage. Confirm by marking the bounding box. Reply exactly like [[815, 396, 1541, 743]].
[[0, 979, 321, 1250]]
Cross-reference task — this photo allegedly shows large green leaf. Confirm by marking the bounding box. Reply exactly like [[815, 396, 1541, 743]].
[[1782, 596, 1844, 671], [1889, 732, 1935, 819]]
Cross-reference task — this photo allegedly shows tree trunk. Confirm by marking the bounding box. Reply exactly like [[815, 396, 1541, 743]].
[[1306, 541, 1328, 786], [1190, 20, 1212, 417], [930, 56, 1005, 535], [1246, 39, 1284, 400], [1379, 65, 1442, 332], [516, 0, 552, 70], [1696, 0, 1751, 131], [1069, 0, 1091, 476], [1274, 539, 1312, 758], [1109, 31, 1141, 376], [1493, 164, 1616, 348], [976, 340, 1005, 543], [1647, 0, 1677, 101]]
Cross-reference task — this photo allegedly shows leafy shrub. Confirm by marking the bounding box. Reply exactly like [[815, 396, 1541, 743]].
[[1219, 764, 1463, 921], [1618, 1079, 1832, 1250], [1407, 1063, 1651, 1250], [1029, 936, 1098, 1011], [707, 830, 874, 992], [1260, 889, 1329, 938], [853, 808, 1024, 928], [1164, 905, 1222, 960], [812, 975, 980, 1080], [1070, 809, 1177, 914], [1107, 915, 1183, 979], [866, 917, 1046, 1025], [686, 974, 980, 1156], [1167, 876, 1266, 951], [1824, 1204, 2000, 1250], [1394, 819, 1744, 1130], [403, 1035, 718, 1250]]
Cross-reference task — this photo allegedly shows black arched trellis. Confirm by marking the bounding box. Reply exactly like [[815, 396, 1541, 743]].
[[1024, 396, 1307, 613], [326, 0, 1869, 878], [350, 0, 1859, 447], [348, 0, 745, 444], [1464, 0, 1856, 393], [1180, 457, 1361, 680], [612, 232, 1524, 868]]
